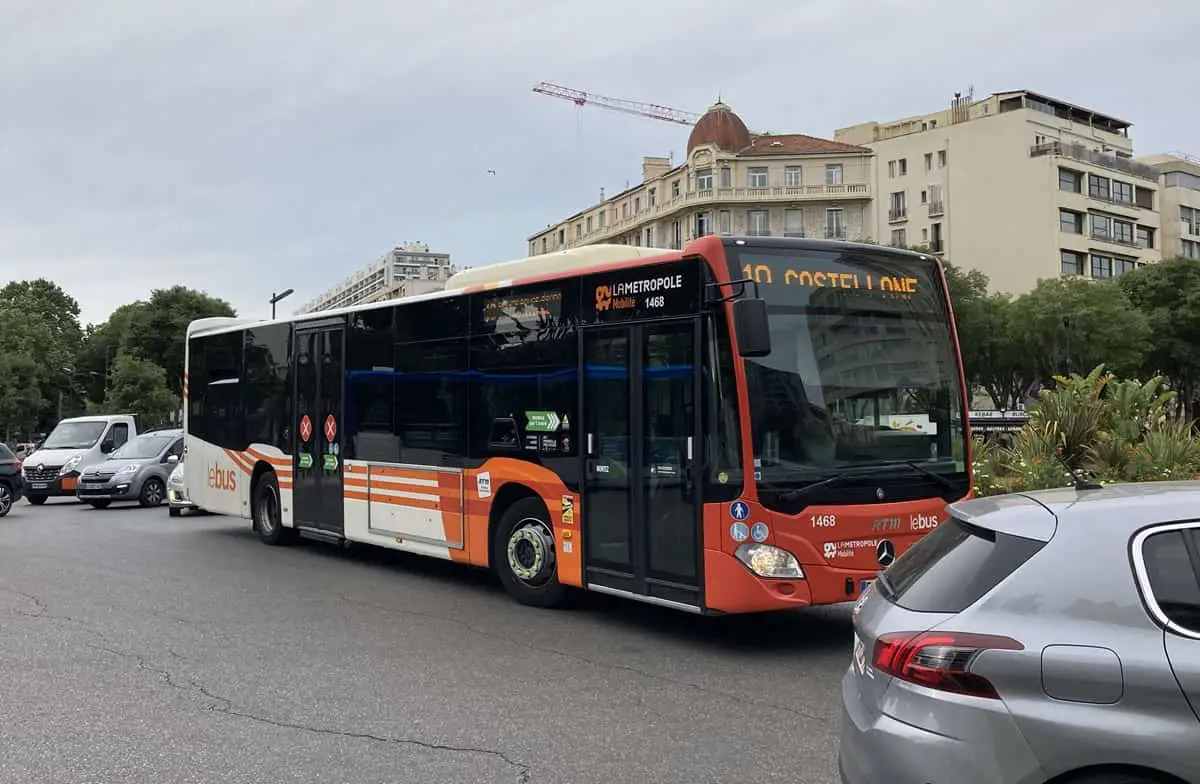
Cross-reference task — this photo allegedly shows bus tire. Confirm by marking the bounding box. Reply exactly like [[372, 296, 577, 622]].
[[253, 472, 293, 545], [492, 497, 570, 609]]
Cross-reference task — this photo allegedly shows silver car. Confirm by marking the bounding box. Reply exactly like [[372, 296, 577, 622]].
[[840, 481, 1200, 784], [167, 455, 199, 517], [76, 429, 184, 509]]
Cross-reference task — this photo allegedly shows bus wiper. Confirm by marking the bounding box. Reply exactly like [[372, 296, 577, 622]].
[[776, 473, 853, 503], [886, 461, 958, 493]]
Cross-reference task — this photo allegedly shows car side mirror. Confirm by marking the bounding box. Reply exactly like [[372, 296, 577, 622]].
[[100, 439, 114, 454], [166, 454, 179, 465], [732, 297, 772, 357]]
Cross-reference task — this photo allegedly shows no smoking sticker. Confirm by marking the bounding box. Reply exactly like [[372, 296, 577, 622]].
[[324, 414, 337, 442], [299, 415, 313, 442]]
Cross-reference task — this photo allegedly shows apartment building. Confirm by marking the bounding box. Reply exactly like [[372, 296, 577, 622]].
[[1139, 153, 1200, 261], [835, 90, 1162, 293], [527, 101, 875, 256], [297, 242, 455, 314]]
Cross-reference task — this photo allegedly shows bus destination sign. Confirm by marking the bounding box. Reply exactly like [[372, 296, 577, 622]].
[[741, 262, 920, 297]]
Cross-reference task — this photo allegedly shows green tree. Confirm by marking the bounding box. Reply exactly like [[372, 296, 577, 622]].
[[1011, 277, 1150, 385], [0, 279, 85, 429], [968, 293, 1040, 410], [1119, 257, 1200, 416], [0, 304, 47, 440], [92, 352, 179, 428], [76, 302, 147, 404], [121, 287, 235, 396]]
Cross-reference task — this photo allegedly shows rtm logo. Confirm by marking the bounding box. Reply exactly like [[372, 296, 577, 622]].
[[208, 465, 237, 492], [910, 513, 940, 531]]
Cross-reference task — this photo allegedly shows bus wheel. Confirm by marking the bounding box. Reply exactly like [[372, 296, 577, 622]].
[[253, 472, 293, 546], [493, 497, 569, 609]]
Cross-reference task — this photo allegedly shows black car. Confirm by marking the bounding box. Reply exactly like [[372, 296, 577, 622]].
[[0, 442, 26, 517]]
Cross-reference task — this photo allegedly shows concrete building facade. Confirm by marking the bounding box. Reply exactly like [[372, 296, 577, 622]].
[[835, 90, 1162, 293], [527, 102, 876, 257], [1139, 153, 1200, 261], [297, 242, 455, 314]]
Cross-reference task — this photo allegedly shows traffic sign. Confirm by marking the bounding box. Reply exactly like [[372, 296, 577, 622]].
[[525, 410, 561, 433]]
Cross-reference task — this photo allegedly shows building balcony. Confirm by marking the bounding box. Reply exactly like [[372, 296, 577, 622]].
[[928, 200, 945, 217], [1031, 141, 1159, 183], [1089, 229, 1148, 251], [544, 182, 873, 250], [825, 228, 847, 240], [888, 207, 907, 223]]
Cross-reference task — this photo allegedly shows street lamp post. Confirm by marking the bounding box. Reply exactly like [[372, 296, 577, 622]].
[[270, 289, 295, 320], [59, 367, 104, 420]]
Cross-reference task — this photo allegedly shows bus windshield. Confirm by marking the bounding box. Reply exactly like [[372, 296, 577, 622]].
[[726, 243, 968, 500]]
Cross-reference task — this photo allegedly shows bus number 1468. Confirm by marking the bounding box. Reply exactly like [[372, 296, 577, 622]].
[[811, 514, 837, 528]]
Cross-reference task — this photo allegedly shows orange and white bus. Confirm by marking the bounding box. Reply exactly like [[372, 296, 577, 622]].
[[183, 235, 971, 614]]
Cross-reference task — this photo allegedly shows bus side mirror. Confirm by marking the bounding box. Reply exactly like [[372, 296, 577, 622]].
[[732, 298, 771, 357]]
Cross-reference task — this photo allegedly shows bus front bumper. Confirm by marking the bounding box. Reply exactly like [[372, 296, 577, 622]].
[[703, 550, 879, 614]]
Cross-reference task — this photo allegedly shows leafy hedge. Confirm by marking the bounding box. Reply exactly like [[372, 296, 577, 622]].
[[971, 365, 1200, 496]]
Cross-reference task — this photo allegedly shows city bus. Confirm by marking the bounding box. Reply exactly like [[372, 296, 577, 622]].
[[183, 235, 971, 615]]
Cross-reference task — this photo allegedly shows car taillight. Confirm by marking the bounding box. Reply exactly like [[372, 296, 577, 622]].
[[872, 631, 1023, 699], [14, 460, 21, 471]]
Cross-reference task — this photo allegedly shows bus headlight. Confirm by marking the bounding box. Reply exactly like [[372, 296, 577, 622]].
[[735, 543, 804, 579]]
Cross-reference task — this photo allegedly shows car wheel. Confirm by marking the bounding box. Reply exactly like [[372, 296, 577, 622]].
[[0, 482, 13, 517], [89, 500, 111, 509], [26, 495, 47, 506], [139, 478, 166, 508], [491, 496, 571, 609], [253, 472, 294, 545]]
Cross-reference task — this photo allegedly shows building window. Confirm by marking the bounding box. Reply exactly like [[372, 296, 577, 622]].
[[937, 150, 947, 167], [784, 209, 803, 237], [747, 209, 770, 236], [784, 166, 802, 187], [1088, 174, 1111, 201], [720, 167, 732, 188], [634, 197, 641, 212], [648, 188, 656, 206], [888, 160, 896, 178], [1059, 168, 1082, 193], [671, 220, 682, 249], [889, 191, 907, 221], [747, 167, 768, 189], [598, 211, 607, 228], [575, 223, 582, 239], [898, 158, 908, 175], [1137, 225, 1155, 249], [1061, 250, 1085, 276], [825, 164, 843, 185], [826, 208, 844, 239], [1183, 239, 1200, 260], [1112, 180, 1133, 204], [621, 203, 629, 218], [672, 179, 681, 198], [719, 210, 731, 235], [695, 212, 711, 237], [1090, 253, 1113, 278], [1181, 206, 1198, 235], [586, 216, 593, 233], [557, 229, 565, 245], [1059, 209, 1083, 234], [1115, 257, 1138, 276], [1135, 186, 1155, 210], [1091, 214, 1135, 245], [644, 226, 654, 246], [541, 237, 547, 253], [696, 168, 713, 191], [924, 153, 933, 171], [891, 228, 907, 246]]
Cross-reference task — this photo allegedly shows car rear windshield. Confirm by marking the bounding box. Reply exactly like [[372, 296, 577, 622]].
[[879, 516, 1046, 613], [0, 443, 13, 460]]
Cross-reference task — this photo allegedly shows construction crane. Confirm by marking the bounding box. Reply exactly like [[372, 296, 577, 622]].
[[532, 81, 702, 127]]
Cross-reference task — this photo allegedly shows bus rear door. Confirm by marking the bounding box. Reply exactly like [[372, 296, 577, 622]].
[[293, 318, 346, 536]]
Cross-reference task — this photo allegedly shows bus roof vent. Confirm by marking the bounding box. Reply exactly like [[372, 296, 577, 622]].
[[446, 244, 675, 290]]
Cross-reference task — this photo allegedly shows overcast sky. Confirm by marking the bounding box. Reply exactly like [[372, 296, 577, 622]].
[[1, 0, 1196, 326]]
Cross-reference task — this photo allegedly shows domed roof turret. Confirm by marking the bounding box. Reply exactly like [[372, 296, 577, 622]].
[[686, 101, 751, 154]]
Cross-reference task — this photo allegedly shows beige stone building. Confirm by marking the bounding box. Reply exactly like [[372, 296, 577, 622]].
[[297, 242, 455, 314], [526, 102, 876, 256], [834, 90, 1162, 293], [1138, 153, 1200, 261]]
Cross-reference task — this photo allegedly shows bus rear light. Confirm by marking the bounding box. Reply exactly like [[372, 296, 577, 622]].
[[735, 543, 804, 579], [872, 631, 1023, 699]]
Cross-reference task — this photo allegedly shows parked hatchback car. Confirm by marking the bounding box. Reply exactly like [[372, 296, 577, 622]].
[[166, 455, 199, 517], [840, 481, 1200, 784], [0, 442, 25, 517], [76, 429, 184, 509]]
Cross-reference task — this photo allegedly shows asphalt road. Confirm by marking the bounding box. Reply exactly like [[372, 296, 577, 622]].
[[0, 499, 853, 784]]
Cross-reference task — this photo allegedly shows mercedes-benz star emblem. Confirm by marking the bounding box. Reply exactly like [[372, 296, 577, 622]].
[[876, 539, 896, 567], [875, 487, 886, 500]]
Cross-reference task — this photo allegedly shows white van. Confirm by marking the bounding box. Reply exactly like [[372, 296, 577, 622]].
[[22, 414, 141, 505]]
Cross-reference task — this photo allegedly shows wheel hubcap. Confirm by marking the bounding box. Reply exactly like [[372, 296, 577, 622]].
[[146, 482, 162, 504], [0, 487, 11, 515], [506, 518, 555, 587]]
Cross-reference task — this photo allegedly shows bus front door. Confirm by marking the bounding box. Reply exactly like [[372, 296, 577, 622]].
[[581, 318, 703, 610], [292, 321, 346, 535]]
